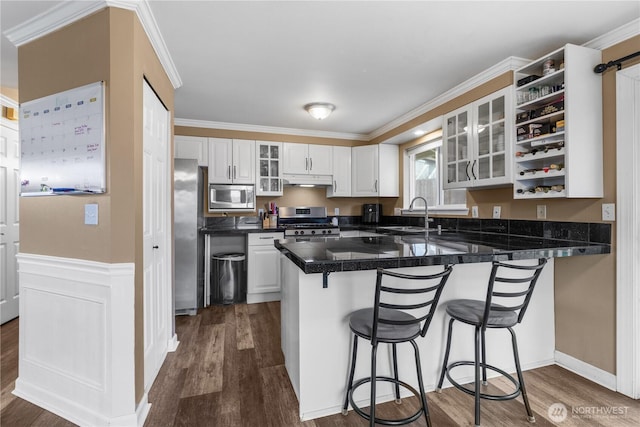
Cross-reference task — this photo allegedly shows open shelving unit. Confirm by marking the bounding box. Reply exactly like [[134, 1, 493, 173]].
[[513, 44, 603, 199]]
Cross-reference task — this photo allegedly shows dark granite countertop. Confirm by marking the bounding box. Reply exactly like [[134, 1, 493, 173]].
[[274, 230, 610, 274]]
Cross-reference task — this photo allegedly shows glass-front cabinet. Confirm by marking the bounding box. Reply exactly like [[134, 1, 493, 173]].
[[256, 141, 283, 196], [444, 86, 512, 189]]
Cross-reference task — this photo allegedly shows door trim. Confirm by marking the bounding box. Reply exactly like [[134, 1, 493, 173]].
[[616, 63, 640, 399]]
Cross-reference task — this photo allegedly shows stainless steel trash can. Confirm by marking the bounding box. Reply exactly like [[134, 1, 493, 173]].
[[211, 253, 246, 305]]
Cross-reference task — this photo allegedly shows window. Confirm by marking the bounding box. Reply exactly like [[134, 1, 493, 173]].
[[406, 138, 467, 213]]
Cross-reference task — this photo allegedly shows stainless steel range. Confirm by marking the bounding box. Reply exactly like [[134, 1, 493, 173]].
[[278, 206, 340, 238]]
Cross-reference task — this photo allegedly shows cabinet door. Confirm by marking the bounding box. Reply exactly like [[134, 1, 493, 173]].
[[248, 246, 281, 294], [352, 145, 379, 196], [443, 107, 473, 189], [175, 135, 208, 166], [327, 146, 351, 197], [208, 138, 233, 184], [378, 144, 399, 197], [256, 141, 283, 196], [283, 143, 309, 174], [232, 139, 255, 184], [308, 144, 332, 175], [473, 87, 512, 186]]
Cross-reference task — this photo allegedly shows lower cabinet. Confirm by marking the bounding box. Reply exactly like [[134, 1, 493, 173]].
[[247, 232, 284, 304]]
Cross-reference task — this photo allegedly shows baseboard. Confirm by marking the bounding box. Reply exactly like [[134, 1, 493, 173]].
[[554, 351, 617, 391], [247, 292, 281, 304], [168, 334, 180, 352]]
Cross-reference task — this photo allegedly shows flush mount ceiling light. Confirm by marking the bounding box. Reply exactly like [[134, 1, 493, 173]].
[[304, 102, 335, 120]]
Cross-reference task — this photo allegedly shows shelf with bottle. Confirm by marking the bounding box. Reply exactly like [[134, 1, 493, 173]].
[[515, 183, 566, 199], [515, 162, 565, 179]]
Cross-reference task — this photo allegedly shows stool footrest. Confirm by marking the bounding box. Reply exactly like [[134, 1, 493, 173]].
[[444, 361, 522, 401], [348, 376, 423, 426]]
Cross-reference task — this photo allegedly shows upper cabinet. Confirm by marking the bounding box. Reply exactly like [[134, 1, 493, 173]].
[[283, 143, 332, 175], [256, 141, 283, 196], [208, 138, 255, 184], [174, 135, 208, 166], [326, 145, 351, 198], [443, 86, 513, 189], [513, 44, 602, 199], [352, 144, 399, 197]]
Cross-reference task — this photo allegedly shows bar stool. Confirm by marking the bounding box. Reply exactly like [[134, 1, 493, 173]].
[[436, 258, 547, 427], [342, 265, 453, 427]]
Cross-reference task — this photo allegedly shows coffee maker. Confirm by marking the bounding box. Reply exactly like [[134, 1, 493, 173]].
[[362, 204, 382, 224]]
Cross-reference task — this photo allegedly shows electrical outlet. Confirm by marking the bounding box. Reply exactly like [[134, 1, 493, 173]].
[[602, 203, 615, 221], [85, 204, 98, 225], [536, 205, 547, 220], [492, 206, 501, 219], [471, 206, 479, 218], [334, 208, 339, 216]]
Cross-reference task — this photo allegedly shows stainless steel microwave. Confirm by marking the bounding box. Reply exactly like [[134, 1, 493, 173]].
[[208, 184, 255, 212]]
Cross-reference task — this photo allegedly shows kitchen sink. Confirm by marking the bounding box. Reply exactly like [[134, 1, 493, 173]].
[[378, 226, 431, 233]]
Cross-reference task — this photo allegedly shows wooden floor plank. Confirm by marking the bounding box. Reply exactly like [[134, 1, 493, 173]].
[[172, 314, 202, 370], [249, 303, 284, 369], [173, 392, 220, 427], [180, 323, 225, 398], [234, 304, 254, 350], [217, 305, 241, 425]]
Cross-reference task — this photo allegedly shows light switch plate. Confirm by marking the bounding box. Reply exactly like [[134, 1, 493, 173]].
[[334, 208, 339, 216], [536, 205, 547, 220], [85, 203, 98, 225], [492, 206, 501, 219], [471, 206, 479, 218], [602, 203, 615, 221]]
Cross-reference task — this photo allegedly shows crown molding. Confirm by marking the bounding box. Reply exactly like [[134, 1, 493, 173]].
[[367, 56, 530, 141], [174, 118, 369, 142], [0, 94, 19, 110], [3, 0, 182, 89], [583, 18, 640, 51]]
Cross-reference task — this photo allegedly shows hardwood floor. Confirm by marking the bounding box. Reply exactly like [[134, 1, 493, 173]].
[[2, 303, 639, 426]]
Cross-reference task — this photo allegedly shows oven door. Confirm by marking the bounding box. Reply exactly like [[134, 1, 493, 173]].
[[209, 184, 255, 212]]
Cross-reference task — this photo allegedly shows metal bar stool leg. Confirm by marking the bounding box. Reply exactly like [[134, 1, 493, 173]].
[[342, 334, 358, 415], [392, 343, 401, 403], [509, 327, 535, 423], [481, 328, 488, 386], [411, 340, 432, 427], [474, 326, 481, 427], [370, 343, 378, 427], [436, 317, 456, 392]]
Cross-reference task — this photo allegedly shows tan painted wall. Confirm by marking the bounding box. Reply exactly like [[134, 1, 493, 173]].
[[18, 7, 174, 403]]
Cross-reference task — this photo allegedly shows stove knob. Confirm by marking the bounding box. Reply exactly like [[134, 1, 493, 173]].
[[321, 230, 326, 234], [326, 229, 332, 234], [294, 230, 299, 235], [311, 230, 316, 235], [300, 230, 305, 235]]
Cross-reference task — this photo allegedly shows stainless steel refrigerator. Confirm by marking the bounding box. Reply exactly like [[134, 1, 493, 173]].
[[174, 159, 205, 315]]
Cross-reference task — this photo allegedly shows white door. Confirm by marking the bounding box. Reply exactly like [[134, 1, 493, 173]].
[[207, 138, 233, 184], [307, 144, 332, 175], [232, 139, 255, 183], [143, 80, 171, 391], [351, 145, 378, 196], [0, 118, 20, 324]]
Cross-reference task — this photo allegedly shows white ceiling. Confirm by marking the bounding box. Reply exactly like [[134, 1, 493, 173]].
[[1, 1, 639, 142]]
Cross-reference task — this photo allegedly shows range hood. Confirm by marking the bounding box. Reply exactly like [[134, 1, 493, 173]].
[[282, 173, 332, 186]]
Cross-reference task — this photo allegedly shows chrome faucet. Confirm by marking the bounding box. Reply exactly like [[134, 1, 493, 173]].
[[409, 196, 431, 238]]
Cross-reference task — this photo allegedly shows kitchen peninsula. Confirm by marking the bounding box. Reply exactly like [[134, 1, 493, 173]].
[[275, 224, 610, 421]]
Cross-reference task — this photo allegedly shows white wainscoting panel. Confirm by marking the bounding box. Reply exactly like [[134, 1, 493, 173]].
[[13, 253, 147, 426]]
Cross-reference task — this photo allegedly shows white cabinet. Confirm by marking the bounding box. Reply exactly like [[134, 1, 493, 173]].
[[208, 138, 255, 184], [351, 144, 399, 197], [513, 44, 602, 199], [256, 141, 283, 196], [247, 232, 284, 304], [283, 143, 332, 175], [326, 145, 351, 197], [443, 86, 513, 189], [174, 135, 208, 166]]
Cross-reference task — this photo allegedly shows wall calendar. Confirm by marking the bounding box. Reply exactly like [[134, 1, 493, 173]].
[[20, 81, 106, 195]]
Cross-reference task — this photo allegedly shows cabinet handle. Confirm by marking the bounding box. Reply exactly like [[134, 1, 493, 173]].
[[305, 157, 308, 171], [228, 165, 231, 180], [471, 160, 477, 180], [310, 157, 313, 171], [334, 180, 337, 192], [259, 236, 274, 240], [465, 162, 471, 180], [374, 179, 378, 192], [152, 245, 159, 249], [233, 165, 237, 180]]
